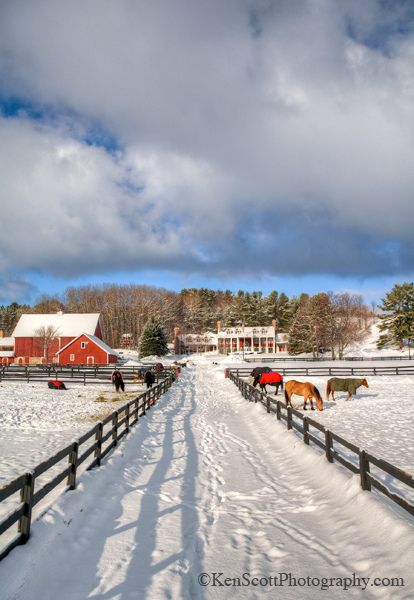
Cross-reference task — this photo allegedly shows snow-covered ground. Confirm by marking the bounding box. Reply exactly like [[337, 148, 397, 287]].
[[1, 357, 413, 600]]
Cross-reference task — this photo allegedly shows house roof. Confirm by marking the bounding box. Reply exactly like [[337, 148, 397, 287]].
[[12, 313, 101, 337], [57, 333, 118, 357], [0, 337, 14, 347]]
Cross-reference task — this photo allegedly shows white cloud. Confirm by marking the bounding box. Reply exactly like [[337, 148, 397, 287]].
[[0, 0, 413, 282]]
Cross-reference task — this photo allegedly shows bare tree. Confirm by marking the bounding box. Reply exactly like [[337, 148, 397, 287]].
[[35, 325, 60, 363]]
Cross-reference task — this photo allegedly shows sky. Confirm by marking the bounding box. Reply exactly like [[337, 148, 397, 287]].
[[0, 0, 413, 306]]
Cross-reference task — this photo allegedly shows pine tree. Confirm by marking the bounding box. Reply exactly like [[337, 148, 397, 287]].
[[377, 283, 414, 349], [139, 316, 169, 357]]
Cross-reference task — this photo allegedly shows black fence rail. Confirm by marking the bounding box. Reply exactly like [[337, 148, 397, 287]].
[[227, 364, 414, 377], [0, 373, 176, 561], [243, 355, 414, 363], [228, 372, 414, 518], [0, 365, 178, 386]]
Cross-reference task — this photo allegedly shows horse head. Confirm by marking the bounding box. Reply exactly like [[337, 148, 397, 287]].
[[362, 378, 369, 388]]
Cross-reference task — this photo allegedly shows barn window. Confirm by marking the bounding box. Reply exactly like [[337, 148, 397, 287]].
[[81, 342, 88, 349], [70, 354, 75, 361]]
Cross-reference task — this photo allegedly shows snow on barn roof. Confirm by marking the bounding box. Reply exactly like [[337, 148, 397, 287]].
[[57, 333, 119, 356], [12, 313, 101, 337], [0, 337, 14, 347]]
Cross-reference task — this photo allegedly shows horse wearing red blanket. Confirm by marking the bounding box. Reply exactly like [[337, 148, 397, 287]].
[[258, 371, 284, 395]]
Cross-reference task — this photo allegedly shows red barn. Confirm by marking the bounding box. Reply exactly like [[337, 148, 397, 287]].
[[57, 334, 118, 365], [12, 312, 104, 365]]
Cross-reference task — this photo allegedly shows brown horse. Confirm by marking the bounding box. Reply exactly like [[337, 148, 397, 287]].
[[284, 380, 323, 411], [326, 378, 368, 401]]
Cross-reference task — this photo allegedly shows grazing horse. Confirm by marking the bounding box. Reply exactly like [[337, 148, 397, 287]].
[[257, 371, 284, 395], [284, 380, 323, 411], [326, 378, 368, 401]]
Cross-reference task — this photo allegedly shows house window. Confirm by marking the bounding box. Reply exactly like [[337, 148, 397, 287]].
[[81, 342, 88, 349], [70, 354, 75, 361]]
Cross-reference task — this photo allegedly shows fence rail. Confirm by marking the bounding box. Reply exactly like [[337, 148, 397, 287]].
[[0, 373, 175, 561], [243, 355, 414, 363], [228, 371, 414, 518], [227, 365, 414, 377]]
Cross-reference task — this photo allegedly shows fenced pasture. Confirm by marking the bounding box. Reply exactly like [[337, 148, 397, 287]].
[[228, 370, 414, 518], [0, 372, 175, 561], [228, 364, 414, 377]]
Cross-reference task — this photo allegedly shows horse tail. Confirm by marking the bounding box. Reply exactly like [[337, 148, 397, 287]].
[[313, 385, 323, 410], [284, 389, 290, 406], [280, 379, 284, 390], [326, 380, 331, 400]]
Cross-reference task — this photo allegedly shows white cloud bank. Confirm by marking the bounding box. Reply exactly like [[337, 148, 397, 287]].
[[0, 0, 413, 290]]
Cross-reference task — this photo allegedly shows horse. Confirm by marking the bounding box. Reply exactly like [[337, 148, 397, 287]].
[[326, 378, 368, 401], [284, 380, 323, 411], [257, 371, 284, 395]]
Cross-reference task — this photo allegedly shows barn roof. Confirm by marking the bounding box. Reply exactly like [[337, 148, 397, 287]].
[[12, 313, 101, 337], [57, 333, 118, 357], [0, 337, 15, 347]]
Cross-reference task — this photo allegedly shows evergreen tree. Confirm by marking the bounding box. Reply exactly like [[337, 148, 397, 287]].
[[377, 283, 414, 349], [139, 316, 169, 357]]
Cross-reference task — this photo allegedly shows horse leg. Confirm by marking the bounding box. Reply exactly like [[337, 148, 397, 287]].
[[303, 397, 307, 410], [346, 392, 352, 401], [310, 396, 315, 410], [275, 383, 279, 396]]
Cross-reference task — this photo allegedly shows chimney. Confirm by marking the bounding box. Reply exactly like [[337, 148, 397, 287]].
[[272, 319, 277, 330], [0, 329, 3, 338], [217, 320, 222, 333]]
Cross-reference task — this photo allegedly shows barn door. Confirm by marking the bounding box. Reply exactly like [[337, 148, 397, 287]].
[[87, 356, 95, 365]]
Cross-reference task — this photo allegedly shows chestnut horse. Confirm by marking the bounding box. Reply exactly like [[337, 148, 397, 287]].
[[284, 380, 323, 411]]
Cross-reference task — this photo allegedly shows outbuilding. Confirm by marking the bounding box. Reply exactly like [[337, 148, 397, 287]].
[[57, 333, 119, 365]]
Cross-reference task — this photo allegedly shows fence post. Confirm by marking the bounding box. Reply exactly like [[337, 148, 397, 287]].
[[112, 411, 118, 446], [303, 416, 309, 445], [266, 395, 270, 413], [276, 401, 281, 420], [325, 430, 333, 462], [359, 450, 371, 491], [83, 372, 86, 386], [95, 422, 103, 466], [287, 406, 292, 430], [142, 393, 147, 416], [68, 441, 79, 490], [18, 472, 35, 541], [125, 404, 130, 434]]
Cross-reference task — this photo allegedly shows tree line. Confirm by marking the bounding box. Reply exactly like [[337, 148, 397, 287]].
[[1, 282, 413, 356]]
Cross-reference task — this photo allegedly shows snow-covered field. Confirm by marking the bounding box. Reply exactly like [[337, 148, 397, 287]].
[[0, 381, 147, 485], [1, 357, 413, 600]]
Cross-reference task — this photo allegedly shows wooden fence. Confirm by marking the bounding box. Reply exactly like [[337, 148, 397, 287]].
[[0, 373, 175, 561], [0, 365, 177, 386], [228, 371, 414, 518], [243, 355, 414, 363], [228, 364, 414, 377]]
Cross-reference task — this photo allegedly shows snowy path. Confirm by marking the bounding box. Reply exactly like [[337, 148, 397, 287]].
[[1, 360, 413, 599]]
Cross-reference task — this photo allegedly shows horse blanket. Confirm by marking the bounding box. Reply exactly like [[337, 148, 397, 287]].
[[260, 372, 283, 385], [328, 378, 365, 395], [48, 380, 67, 390]]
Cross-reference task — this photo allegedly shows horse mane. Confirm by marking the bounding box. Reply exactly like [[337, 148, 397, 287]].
[[312, 384, 322, 401]]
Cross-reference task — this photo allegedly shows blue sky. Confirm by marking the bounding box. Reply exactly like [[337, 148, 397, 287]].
[[0, 0, 413, 306]]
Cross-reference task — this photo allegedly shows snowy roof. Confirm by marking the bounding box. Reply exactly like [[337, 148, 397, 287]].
[[0, 337, 14, 347], [57, 333, 119, 356], [0, 351, 14, 357], [12, 313, 101, 337]]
